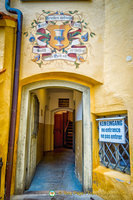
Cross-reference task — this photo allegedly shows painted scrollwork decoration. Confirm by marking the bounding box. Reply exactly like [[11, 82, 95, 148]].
[[24, 10, 95, 68]]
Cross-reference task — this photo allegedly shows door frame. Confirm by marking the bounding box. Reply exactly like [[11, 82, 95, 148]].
[[15, 80, 92, 193], [51, 108, 73, 151]]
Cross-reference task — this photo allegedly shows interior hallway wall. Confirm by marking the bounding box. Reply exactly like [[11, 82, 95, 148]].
[[73, 90, 83, 183], [68, 111, 73, 122], [33, 89, 48, 164]]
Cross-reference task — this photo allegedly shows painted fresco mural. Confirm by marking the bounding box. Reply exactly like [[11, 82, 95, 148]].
[[24, 10, 95, 68]]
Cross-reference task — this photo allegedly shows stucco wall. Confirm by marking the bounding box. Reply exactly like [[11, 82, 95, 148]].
[[1, 0, 104, 82], [0, 18, 16, 199], [47, 88, 74, 121], [1, 0, 133, 199], [33, 89, 47, 164], [92, 1, 133, 199], [94, 0, 133, 115]]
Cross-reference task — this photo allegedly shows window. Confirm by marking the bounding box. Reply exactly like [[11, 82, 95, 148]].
[[98, 116, 130, 174], [58, 98, 69, 108]]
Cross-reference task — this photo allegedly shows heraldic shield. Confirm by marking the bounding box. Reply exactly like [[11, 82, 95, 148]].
[[47, 24, 71, 51]]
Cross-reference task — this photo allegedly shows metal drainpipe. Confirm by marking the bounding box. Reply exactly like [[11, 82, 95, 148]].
[[5, 1, 23, 199]]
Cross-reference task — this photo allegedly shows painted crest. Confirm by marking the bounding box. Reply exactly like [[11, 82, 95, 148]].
[[24, 10, 96, 68], [47, 24, 71, 51]]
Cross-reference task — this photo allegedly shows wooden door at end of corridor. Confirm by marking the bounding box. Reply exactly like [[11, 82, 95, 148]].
[[54, 113, 63, 148]]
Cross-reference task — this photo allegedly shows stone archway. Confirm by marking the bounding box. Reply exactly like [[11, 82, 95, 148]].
[[15, 80, 92, 194]]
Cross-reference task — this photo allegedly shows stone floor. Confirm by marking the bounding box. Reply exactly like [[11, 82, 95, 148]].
[[11, 148, 104, 200], [26, 148, 82, 192]]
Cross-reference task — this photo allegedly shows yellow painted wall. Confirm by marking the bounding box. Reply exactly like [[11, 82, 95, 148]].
[[44, 124, 53, 152], [93, 166, 132, 200], [36, 123, 44, 165], [0, 18, 16, 199], [91, 1, 133, 199], [1, 0, 133, 199], [68, 112, 73, 122], [91, 111, 133, 200], [33, 89, 47, 163], [9, 0, 103, 82]]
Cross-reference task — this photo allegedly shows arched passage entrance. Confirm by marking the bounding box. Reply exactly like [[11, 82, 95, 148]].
[[52, 108, 74, 149], [15, 80, 92, 193]]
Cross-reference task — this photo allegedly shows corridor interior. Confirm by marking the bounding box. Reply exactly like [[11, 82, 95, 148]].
[[24, 88, 83, 193], [26, 148, 82, 192]]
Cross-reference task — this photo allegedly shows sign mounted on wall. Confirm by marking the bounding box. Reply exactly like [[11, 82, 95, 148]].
[[96, 116, 126, 144], [24, 10, 95, 68]]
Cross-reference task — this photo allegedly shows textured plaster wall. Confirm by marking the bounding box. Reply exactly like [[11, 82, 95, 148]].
[[1, 0, 104, 82], [94, 0, 133, 115], [1, 0, 133, 199], [0, 19, 16, 199], [33, 89, 47, 164], [92, 0, 133, 199], [36, 123, 44, 165], [47, 88, 74, 123]]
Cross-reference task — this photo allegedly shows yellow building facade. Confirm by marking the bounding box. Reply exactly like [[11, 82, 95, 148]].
[[0, 0, 133, 200]]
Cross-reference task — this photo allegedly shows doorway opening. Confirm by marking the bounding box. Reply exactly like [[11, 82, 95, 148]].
[[15, 80, 92, 194], [24, 88, 83, 192], [54, 110, 74, 149]]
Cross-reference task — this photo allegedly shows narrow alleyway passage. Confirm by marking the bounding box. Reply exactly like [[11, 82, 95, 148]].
[[26, 148, 82, 192]]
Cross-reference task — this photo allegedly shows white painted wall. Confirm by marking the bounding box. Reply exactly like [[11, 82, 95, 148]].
[[46, 88, 74, 124], [74, 91, 83, 121]]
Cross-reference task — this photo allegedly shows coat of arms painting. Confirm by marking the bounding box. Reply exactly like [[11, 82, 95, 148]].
[[24, 10, 95, 68]]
